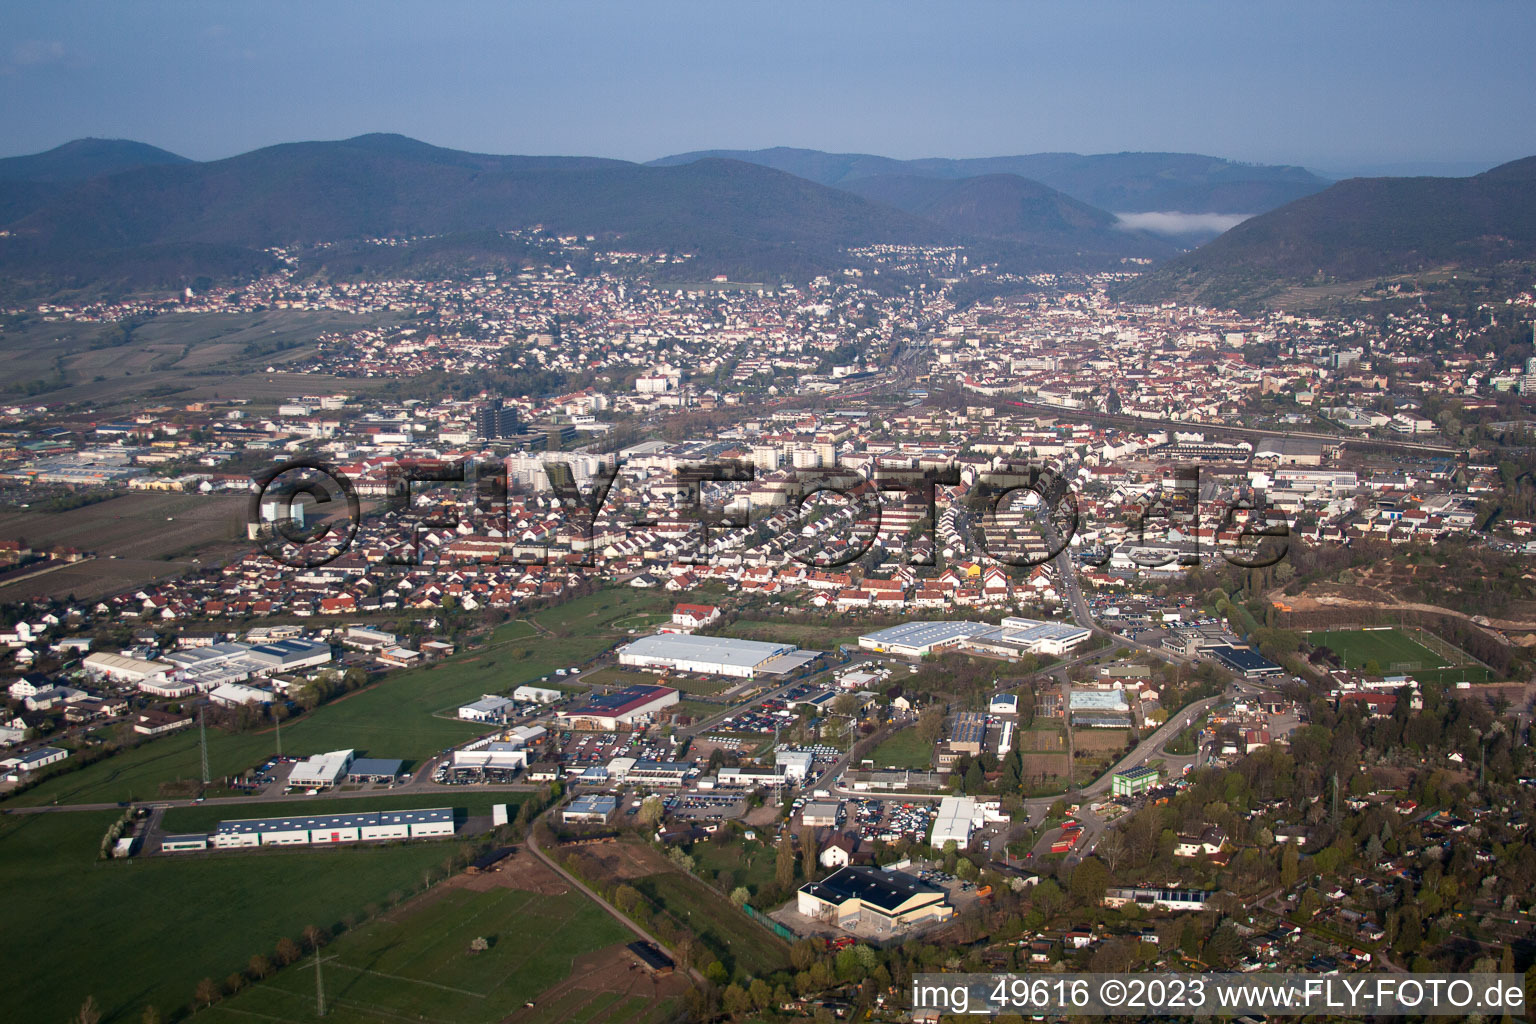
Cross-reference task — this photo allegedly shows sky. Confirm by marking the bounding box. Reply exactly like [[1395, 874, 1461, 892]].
[[2, 1, 1534, 176]]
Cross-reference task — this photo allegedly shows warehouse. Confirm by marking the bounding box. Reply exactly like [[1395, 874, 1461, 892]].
[[797, 866, 953, 935], [513, 684, 563, 704], [858, 621, 991, 657], [210, 808, 455, 848], [246, 638, 332, 673], [859, 617, 1090, 659], [930, 795, 979, 848], [558, 684, 679, 730], [617, 633, 798, 679], [82, 651, 175, 685], [459, 694, 515, 722]]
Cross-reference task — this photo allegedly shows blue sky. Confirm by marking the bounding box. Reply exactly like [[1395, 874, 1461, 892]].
[[2, 1, 1533, 175]]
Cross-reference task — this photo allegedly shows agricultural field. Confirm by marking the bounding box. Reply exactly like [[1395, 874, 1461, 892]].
[[4, 590, 670, 807], [0, 308, 398, 410], [1019, 724, 1066, 751], [200, 886, 634, 1024], [868, 727, 934, 770], [1018, 752, 1071, 794], [0, 809, 469, 1024], [0, 492, 250, 601], [1307, 627, 1491, 684]]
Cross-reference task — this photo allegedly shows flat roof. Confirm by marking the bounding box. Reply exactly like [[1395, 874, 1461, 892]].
[[347, 758, 403, 777], [859, 621, 991, 649], [215, 807, 453, 836], [1115, 765, 1160, 780], [563, 684, 677, 718], [568, 794, 618, 815], [619, 633, 796, 669]]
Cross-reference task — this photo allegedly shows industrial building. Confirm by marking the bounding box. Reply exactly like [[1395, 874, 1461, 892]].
[[288, 749, 355, 790], [513, 684, 563, 704], [775, 749, 814, 781], [558, 684, 679, 730], [562, 794, 618, 823], [859, 616, 1090, 659], [930, 795, 978, 847], [801, 801, 842, 827], [82, 651, 175, 685], [617, 633, 805, 678], [208, 807, 455, 848], [345, 758, 403, 783], [1111, 765, 1161, 797], [797, 866, 953, 935], [459, 694, 516, 722]]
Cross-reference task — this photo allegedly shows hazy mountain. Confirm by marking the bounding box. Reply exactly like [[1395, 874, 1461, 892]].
[[838, 173, 1175, 257], [0, 138, 190, 182], [1116, 156, 1536, 309], [649, 146, 1329, 214], [0, 138, 192, 226], [0, 134, 953, 296]]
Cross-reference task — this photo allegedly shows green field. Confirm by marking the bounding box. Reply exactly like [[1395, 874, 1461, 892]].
[[0, 809, 470, 1023], [160, 792, 527, 835], [632, 864, 790, 978], [5, 590, 670, 807], [198, 887, 632, 1024], [1308, 627, 1491, 684], [868, 727, 935, 770]]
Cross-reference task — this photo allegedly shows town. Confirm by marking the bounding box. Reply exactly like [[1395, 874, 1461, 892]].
[[2, 241, 1536, 1023]]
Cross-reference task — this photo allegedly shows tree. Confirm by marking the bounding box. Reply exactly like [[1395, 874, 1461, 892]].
[[776, 834, 796, 889], [730, 886, 751, 908], [302, 924, 325, 951], [916, 706, 946, 744], [800, 828, 818, 880], [717, 982, 748, 1014], [638, 795, 664, 826], [248, 953, 272, 980], [72, 996, 102, 1024], [275, 937, 301, 965], [139, 1008, 161, 1024], [1069, 857, 1109, 904], [1280, 843, 1299, 888], [194, 978, 218, 1008], [469, 936, 490, 954]]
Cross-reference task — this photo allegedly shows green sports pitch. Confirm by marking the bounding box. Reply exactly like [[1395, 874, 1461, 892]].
[[1306, 627, 1491, 684]]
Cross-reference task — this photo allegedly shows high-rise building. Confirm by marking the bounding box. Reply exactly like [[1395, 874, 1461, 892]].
[[476, 399, 525, 440]]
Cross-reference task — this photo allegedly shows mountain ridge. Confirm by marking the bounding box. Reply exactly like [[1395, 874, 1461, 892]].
[[1115, 155, 1536, 310]]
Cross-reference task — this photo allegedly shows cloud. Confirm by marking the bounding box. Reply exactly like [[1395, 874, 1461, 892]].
[[1113, 211, 1253, 237], [4, 39, 67, 75]]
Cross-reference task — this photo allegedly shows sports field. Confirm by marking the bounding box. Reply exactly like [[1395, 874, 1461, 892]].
[[199, 887, 633, 1024], [1308, 627, 1491, 684]]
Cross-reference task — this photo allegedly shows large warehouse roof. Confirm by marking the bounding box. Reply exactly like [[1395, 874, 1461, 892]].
[[619, 633, 796, 669], [214, 807, 452, 836], [859, 621, 992, 650]]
